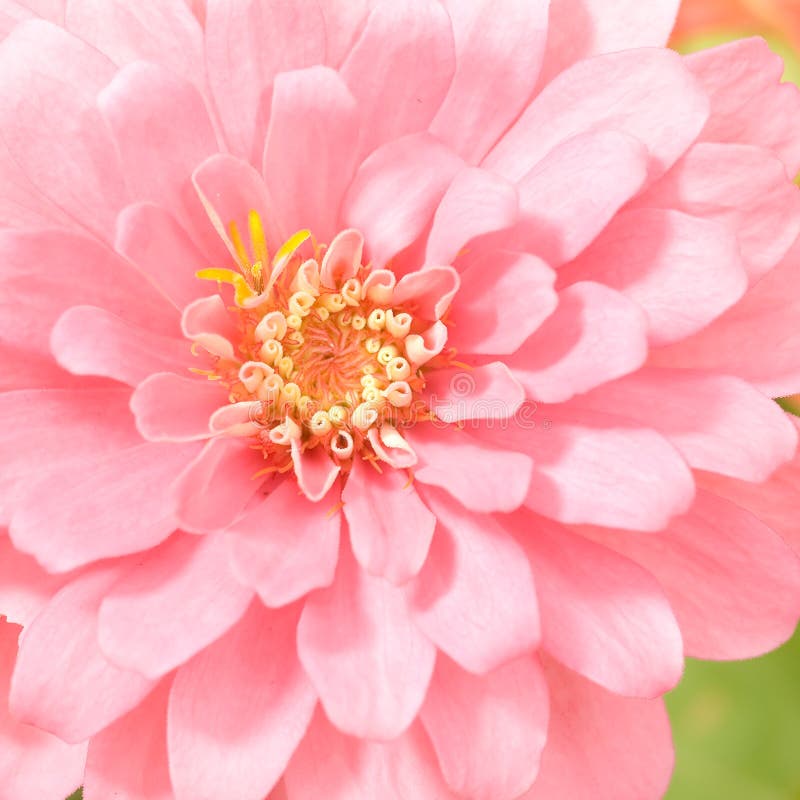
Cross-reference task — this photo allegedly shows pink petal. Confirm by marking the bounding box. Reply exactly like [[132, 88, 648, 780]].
[[448, 250, 557, 356], [425, 167, 519, 267], [342, 133, 463, 269], [429, 0, 548, 164], [343, 456, 435, 585], [0, 621, 87, 800], [635, 142, 800, 283], [226, 480, 341, 607], [0, 535, 65, 627], [507, 282, 648, 403], [686, 37, 800, 176], [65, 0, 204, 87], [408, 488, 540, 674], [319, 228, 364, 289], [10, 567, 157, 743], [392, 266, 460, 321], [10, 442, 195, 572], [192, 153, 284, 259], [590, 489, 800, 660], [520, 658, 673, 800], [286, 711, 460, 800], [407, 425, 533, 513], [515, 131, 648, 266], [51, 305, 190, 386], [424, 362, 525, 423], [291, 441, 341, 502], [651, 239, 800, 397], [204, 0, 326, 162], [571, 368, 798, 482], [485, 48, 708, 183], [297, 544, 435, 739], [263, 66, 360, 244], [0, 387, 137, 524], [99, 62, 217, 230], [0, 229, 179, 369], [181, 294, 238, 360], [539, 0, 681, 84], [172, 437, 265, 534], [562, 208, 747, 345], [98, 532, 253, 679], [169, 604, 317, 800], [0, 20, 126, 240], [115, 202, 214, 308], [340, 0, 455, 159], [83, 678, 173, 800], [318, 0, 376, 68], [522, 406, 695, 532], [421, 655, 549, 800], [131, 372, 226, 442], [509, 512, 683, 697]]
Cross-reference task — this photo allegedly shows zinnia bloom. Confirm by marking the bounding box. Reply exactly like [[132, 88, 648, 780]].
[[2, 2, 800, 799]]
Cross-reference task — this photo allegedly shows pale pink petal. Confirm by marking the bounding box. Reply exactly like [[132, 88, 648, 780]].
[[0, 388, 138, 524], [172, 438, 264, 534], [342, 133, 463, 268], [131, 373, 226, 442], [588, 489, 800, 660], [286, 711, 460, 800], [0, 536, 65, 627], [521, 407, 695, 532], [263, 66, 360, 244], [169, 604, 316, 800], [635, 142, 800, 283], [99, 62, 218, 229], [51, 305, 190, 386], [10, 567, 157, 743], [539, 0, 681, 84], [192, 153, 284, 258], [448, 251, 557, 356], [204, 0, 326, 162], [392, 266, 459, 321], [319, 229, 364, 289], [508, 512, 683, 697], [65, 0, 203, 86], [429, 0, 548, 164], [424, 363, 525, 423], [407, 425, 533, 513], [9, 442, 194, 572], [10, 0, 64, 23], [297, 544, 435, 739], [98, 532, 252, 679], [208, 401, 262, 436], [181, 294, 238, 360], [367, 424, 418, 469], [520, 658, 673, 800], [506, 282, 648, 402], [115, 202, 214, 308], [340, 0, 455, 158], [515, 131, 648, 266], [291, 441, 341, 503], [421, 655, 549, 800], [485, 48, 708, 183], [226, 481, 341, 607], [408, 487, 540, 674], [0, 230, 179, 369], [571, 368, 798, 482], [686, 37, 800, 176], [343, 456, 435, 585], [318, 0, 376, 68], [425, 167, 519, 267], [0, 20, 126, 240], [0, 620, 87, 800], [562, 209, 747, 345], [83, 678, 173, 800], [650, 239, 800, 397]]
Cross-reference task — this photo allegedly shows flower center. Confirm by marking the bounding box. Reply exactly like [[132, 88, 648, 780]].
[[194, 214, 439, 474]]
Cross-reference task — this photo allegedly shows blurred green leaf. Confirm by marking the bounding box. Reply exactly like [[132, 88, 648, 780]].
[[667, 624, 800, 800], [66, 790, 82, 800]]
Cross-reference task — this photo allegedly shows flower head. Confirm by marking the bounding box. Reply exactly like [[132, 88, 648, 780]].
[[2, 2, 800, 800]]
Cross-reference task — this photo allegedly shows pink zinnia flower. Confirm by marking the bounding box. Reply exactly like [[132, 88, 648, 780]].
[[2, 1, 800, 799]]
